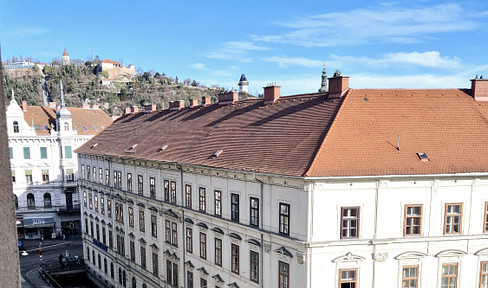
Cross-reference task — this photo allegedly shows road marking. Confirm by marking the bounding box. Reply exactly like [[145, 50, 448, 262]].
[[25, 241, 71, 253]]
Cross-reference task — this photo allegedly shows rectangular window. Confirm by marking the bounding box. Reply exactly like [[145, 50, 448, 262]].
[[250, 197, 259, 227], [165, 220, 171, 242], [214, 190, 222, 216], [64, 146, 72, 158], [117, 171, 122, 188], [115, 202, 123, 222], [81, 165, 85, 179], [150, 177, 156, 198], [484, 202, 488, 233], [404, 205, 422, 236], [187, 271, 193, 288], [250, 251, 259, 283], [231, 244, 239, 274], [215, 238, 222, 266], [105, 169, 109, 185], [441, 263, 458, 288], [11, 170, 15, 183], [339, 269, 357, 288], [200, 278, 207, 288], [164, 180, 170, 202], [9, 147, 13, 159], [127, 173, 132, 192], [102, 226, 106, 244], [96, 224, 100, 240], [172, 222, 178, 246], [128, 207, 134, 228], [231, 194, 239, 222], [185, 184, 192, 208], [83, 191, 87, 207], [140, 246, 146, 269], [112, 170, 116, 187], [139, 210, 145, 232], [87, 165, 91, 181], [171, 181, 177, 204], [94, 195, 98, 212], [26, 170, 33, 186], [445, 203, 463, 234], [40, 147, 47, 159], [341, 207, 359, 239], [199, 232, 206, 260], [480, 262, 488, 288], [89, 193, 93, 210], [42, 170, 49, 182], [23, 147, 30, 159], [173, 263, 178, 287], [100, 197, 104, 215], [151, 215, 157, 237], [152, 253, 158, 276], [402, 265, 418, 288], [186, 228, 193, 253], [108, 230, 113, 249], [130, 241, 135, 262], [107, 199, 112, 218], [138, 175, 143, 195], [279, 203, 290, 235], [166, 261, 178, 287], [66, 169, 74, 181], [93, 167, 96, 183], [99, 168, 102, 183], [199, 187, 206, 212]]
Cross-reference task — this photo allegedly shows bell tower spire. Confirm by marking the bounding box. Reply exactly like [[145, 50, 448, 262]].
[[318, 63, 328, 93]]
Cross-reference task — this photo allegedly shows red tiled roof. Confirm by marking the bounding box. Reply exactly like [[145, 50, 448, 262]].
[[23, 106, 112, 136], [306, 88, 488, 177], [100, 59, 121, 65], [76, 94, 342, 176]]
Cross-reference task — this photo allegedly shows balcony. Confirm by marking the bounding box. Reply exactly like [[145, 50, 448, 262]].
[[15, 204, 81, 214]]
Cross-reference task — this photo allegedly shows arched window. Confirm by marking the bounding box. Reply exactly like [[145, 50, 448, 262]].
[[110, 263, 114, 279], [27, 193, 35, 209], [119, 268, 122, 284], [64, 122, 69, 131], [43, 193, 51, 208], [14, 195, 18, 209], [123, 270, 126, 287], [104, 258, 107, 274], [13, 121, 19, 133], [98, 254, 101, 268], [132, 277, 136, 288]]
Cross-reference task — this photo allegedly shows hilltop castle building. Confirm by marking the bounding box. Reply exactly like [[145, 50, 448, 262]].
[[7, 82, 112, 239], [96, 59, 136, 82], [76, 71, 488, 288]]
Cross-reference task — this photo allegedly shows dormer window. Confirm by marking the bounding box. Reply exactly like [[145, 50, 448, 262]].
[[64, 122, 69, 131], [13, 121, 19, 133]]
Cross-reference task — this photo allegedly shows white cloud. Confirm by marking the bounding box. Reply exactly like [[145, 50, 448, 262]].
[[331, 51, 461, 69], [263, 56, 324, 68], [190, 63, 207, 70], [253, 4, 480, 47], [10, 27, 49, 36], [206, 41, 269, 63]]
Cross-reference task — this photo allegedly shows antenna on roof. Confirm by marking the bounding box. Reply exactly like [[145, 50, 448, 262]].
[[397, 135, 400, 152]]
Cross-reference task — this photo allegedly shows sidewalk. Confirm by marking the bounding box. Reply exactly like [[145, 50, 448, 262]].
[[23, 268, 53, 288]]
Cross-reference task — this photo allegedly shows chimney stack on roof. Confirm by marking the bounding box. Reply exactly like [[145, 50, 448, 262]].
[[124, 107, 131, 115], [169, 100, 185, 110], [218, 91, 238, 105], [471, 75, 488, 101], [263, 84, 280, 105], [144, 104, 156, 113], [130, 106, 138, 114], [201, 97, 211, 107], [189, 99, 199, 108], [328, 71, 349, 97], [21, 101, 27, 112]]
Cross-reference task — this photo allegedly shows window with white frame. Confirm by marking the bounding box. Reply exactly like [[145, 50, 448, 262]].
[[444, 204, 463, 234], [214, 190, 221, 216], [341, 207, 359, 239], [404, 205, 422, 236], [480, 261, 488, 288], [185, 184, 192, 208], [279, 203, 290, 235], [199, 187, 206, 212], [250, 197, 259, 227]]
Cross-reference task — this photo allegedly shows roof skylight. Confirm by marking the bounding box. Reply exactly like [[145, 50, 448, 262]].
[[213, 149, 223, 157], [417, 152, 429, 162]]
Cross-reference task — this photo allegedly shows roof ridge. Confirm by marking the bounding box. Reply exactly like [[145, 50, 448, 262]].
[[304, 89, 351, 177]]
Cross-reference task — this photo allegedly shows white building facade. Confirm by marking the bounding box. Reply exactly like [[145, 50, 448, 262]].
[[77, 76, 488, 287]]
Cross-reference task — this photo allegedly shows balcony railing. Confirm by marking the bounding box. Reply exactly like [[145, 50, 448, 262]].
[[15, 204, 80, 213]]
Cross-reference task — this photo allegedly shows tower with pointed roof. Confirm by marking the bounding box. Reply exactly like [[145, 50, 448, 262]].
[[238, 74, 249, 94], [319, 64, 328, 93], [56, 80, 74, 136], [62, 48, 70, 66]]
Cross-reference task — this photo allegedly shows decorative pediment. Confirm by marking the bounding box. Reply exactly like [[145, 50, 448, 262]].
[[247, 239, 260, 247], [394, 251, 428, 260], [212, 274, 224, 283], [164, 209, 178, 219], [150, 243, 159, 250], [89, 214, 94, 218], [275, 246, 293, 258], [107, 223, 113, 228], [63, 161, 75, 167], [94, 216, 99, 221], [137, 202, 145, 208], [197, 267, 208, 276], [37, 162, 51, 167], [475, 248, 488, 256], [196, 222, 208, 229], [332, 252, 365, 263], [83, 211, 88, 216], [128, 232, 135, 238], [139, 238, 146, 245], [435, 249, 466, 258], [149, 206, 158, 213], [126, 199, 134, 204], [184, 218, 194, 225], [101, 219, 106, 225], [114, 193, 123, 200], [229, 233, 242, 241], [185, 260, 194, 268], [211, 227, 224, 235], [228, 282, 239, 288], [20, 163, 34, 168]]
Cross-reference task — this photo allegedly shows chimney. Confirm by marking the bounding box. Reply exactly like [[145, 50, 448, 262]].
[[328, 71, 349, 97], [130, 106, 138, 114], [201, 97, 211, 107], [189, 99, 199, 108], [144, 104, 156, 113], [124, 107, 131, 115], [263, 84, 280, 105], [218, 91, 238, 105], [169, 100, 185, 110], [471, 76, 488, 101], [21, 101, 27, 112], [48, 102, 56, 109]]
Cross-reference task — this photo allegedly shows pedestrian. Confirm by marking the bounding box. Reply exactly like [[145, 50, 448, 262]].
[[58, 253, 63, 266], [62, 233, 65, 240]]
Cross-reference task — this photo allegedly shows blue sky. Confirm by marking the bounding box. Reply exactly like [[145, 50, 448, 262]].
[[2, 0, 488, 95]]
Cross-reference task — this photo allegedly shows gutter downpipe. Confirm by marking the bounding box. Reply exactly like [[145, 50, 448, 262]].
[[253, 173, 264, 288], [176, 163, 186, 288], [372, 181, 380, 288]]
